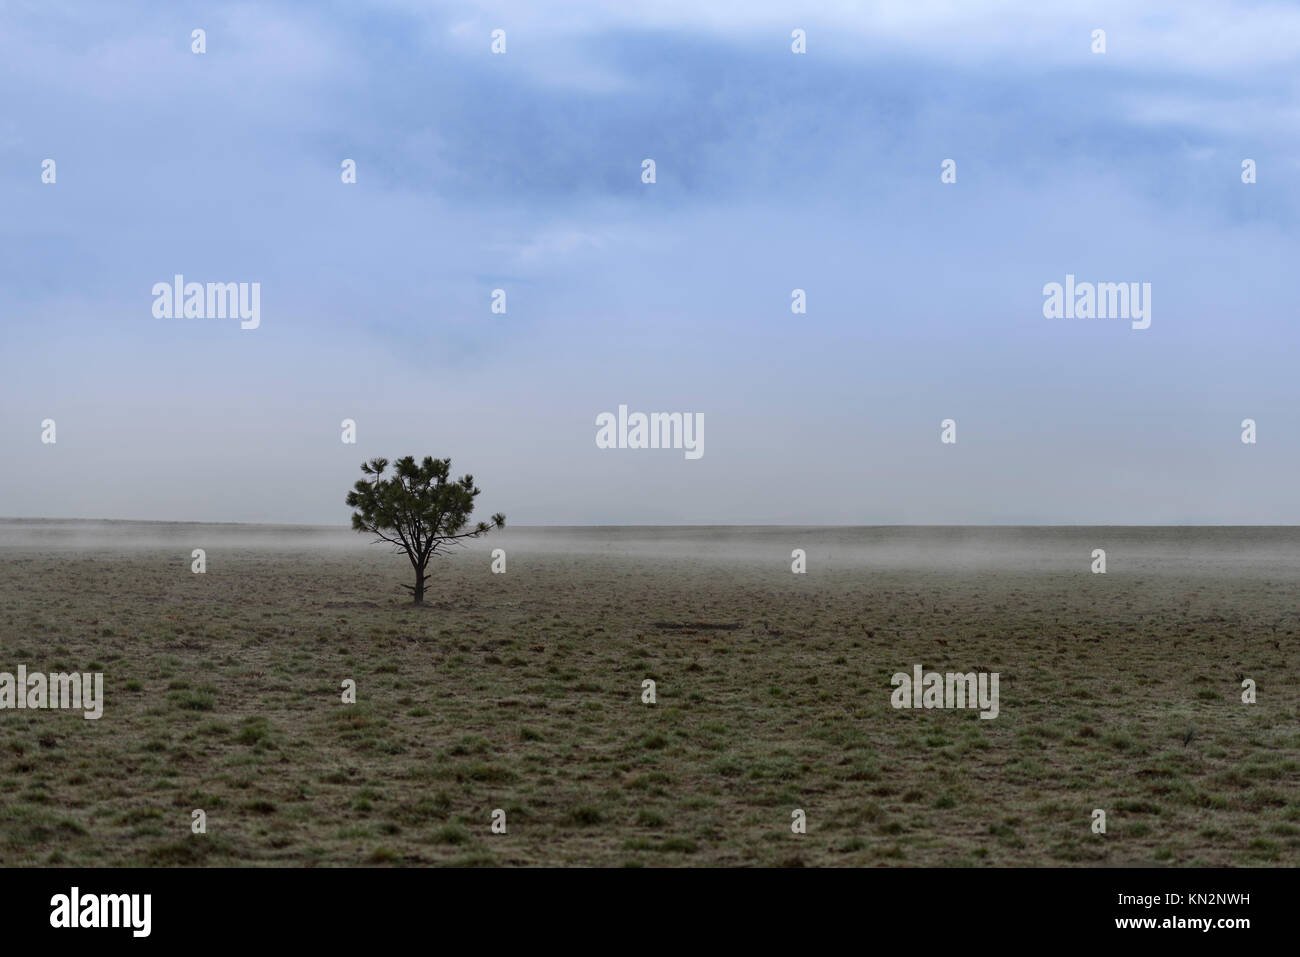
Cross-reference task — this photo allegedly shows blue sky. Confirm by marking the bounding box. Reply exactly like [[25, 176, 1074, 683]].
[[1, 0, 1298, 524]]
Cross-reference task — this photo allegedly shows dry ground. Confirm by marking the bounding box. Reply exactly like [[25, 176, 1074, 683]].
[[0, 525, 1297, 866]]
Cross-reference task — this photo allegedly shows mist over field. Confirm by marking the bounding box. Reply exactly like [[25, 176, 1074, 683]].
[[6, 519, 1300, 575]]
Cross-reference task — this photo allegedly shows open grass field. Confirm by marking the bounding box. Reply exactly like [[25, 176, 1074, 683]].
[[1, 521, 1297, 867]]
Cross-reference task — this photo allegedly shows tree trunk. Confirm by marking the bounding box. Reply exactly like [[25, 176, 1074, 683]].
[[412, 572, 425, 605]]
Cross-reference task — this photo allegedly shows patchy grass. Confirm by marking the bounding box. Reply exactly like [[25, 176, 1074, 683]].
[[0, 526, 1297, 866]]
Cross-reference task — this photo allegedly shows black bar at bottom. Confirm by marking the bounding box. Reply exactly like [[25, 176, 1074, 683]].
[[0, 866, 1282, 944]]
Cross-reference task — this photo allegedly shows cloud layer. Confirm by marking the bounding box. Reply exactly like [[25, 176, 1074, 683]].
[[1, 1, 1296, 524]]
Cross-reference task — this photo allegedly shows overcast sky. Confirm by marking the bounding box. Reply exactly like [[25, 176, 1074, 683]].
[[2, 0, 1298, 525]]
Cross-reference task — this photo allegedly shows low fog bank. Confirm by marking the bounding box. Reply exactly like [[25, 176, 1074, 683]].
[[502, 525, 1300, 576], [3, 520, 1299, 576], [0, 519, 364, 553]]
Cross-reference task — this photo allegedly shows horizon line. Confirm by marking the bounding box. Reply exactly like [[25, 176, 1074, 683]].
[[3, 516, 1299, 530]]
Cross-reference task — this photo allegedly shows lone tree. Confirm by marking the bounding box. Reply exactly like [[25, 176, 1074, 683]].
[[346, 456, 505, 604]]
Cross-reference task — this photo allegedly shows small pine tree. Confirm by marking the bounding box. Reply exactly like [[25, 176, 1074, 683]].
[[346, 456, 505, 604]]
